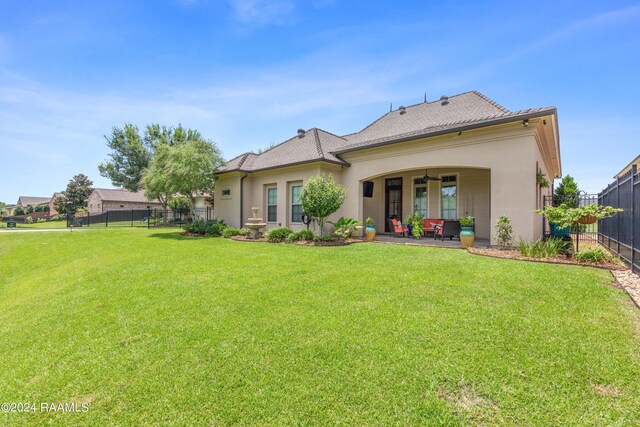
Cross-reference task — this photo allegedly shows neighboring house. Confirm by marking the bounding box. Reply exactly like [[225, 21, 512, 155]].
[[87, 188, 162, 214], [49, 192, 64, 215], [216, 91, 561, 244], [17, 196, 50, 209], [613, 154, 640, 179], [4, 205, 17, 216]]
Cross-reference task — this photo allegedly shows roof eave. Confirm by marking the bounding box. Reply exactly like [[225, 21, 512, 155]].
[[217, 158, 350, 175], [332, 108, 557, 155]]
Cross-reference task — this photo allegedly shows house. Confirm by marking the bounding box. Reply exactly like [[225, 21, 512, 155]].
[[49, 192, 64, 215], [87, 188, 162, 214], [16, 196, 50, 209], [215, 91, 561, 244], [613, 154, 640, 179], [4, 204, 17, 216]]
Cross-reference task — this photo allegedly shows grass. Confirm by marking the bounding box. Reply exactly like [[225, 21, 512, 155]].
[[1, 229, 639, 425], [10, 220, 68, 229]]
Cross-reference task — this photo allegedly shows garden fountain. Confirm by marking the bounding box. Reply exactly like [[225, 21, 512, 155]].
[[245, 207, 267, 239]]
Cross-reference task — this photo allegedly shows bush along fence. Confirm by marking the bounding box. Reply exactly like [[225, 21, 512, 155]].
[[66, 207, 214, 228], [599, 164, 639, 273]]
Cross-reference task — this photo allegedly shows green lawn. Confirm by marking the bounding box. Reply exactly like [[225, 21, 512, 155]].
[[10, 220, 68, 229], [1, 229, 639, 425]]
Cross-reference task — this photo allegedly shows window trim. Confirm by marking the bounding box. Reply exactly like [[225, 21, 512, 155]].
[[439, 173, 459, 220], [266, 186, 277, 223], [412, 176, 428, 218], [290, 184, 303, 224], [220, 187, 232, 200]]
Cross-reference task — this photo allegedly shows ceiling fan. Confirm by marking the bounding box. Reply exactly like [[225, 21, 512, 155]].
[[422, 169, 441, 181]]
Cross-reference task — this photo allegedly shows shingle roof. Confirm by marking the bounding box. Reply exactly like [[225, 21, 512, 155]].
[[17, 196, 50, 206], [220, 128, 350, 173], [92, 188, 160, 203], [220, 91, 556, 173]]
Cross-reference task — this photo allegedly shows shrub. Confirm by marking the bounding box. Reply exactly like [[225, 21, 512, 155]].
[[25, 216, 34, 224], [184, 219, 226, 236], [37, 218, 46, 223], [519, 238, 571, 258], [286, 229, 315, 242], [314, 234, 337, 243], [574, 248, 611, 263], [459, 215, 474, 227], [300, 175, 347, 236], [223, 227, 251, 238], [50, 214, 64, 221], [14, 207, 25, 216], [494, 215, 513, 249], [330, 217, 362, 239], [266, 227, 293, 243]]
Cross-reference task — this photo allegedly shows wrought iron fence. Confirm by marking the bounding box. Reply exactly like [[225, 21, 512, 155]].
[[543, 192, 599, 251], [65, 207, 214, 228], [598, 164, 639, 273]]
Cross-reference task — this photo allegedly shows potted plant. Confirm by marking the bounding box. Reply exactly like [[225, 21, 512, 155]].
[[459, 215, 475, 248], [405, 212, 424, 239], [535, 204, 572, 237], [365, 217, 376, 241]]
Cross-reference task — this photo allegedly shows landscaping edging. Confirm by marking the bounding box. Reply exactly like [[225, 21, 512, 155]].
[[611, 270, 640, 309], [230, 236, 363, 246], [467, 247, 625, 270]]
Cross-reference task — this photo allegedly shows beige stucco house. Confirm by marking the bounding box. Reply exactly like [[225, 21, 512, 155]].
[[215, 91, 561, 244]]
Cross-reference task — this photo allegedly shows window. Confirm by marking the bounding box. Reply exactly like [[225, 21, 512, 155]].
[[291, 185, 303, 223], [441, 175, 457, 219], [267, 187, 277, 222], [413, 177, 427, 217], [221, 188, 231, 199]]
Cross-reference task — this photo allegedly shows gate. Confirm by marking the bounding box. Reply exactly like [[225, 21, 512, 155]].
[[542, 191, 599, 251]]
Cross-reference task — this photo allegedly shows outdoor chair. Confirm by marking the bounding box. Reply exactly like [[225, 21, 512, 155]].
[[423, 219, 443, 237], [388, 218, 409, 237], [434, 220, 461, 241]]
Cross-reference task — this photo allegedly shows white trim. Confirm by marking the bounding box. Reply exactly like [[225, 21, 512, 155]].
[[411, 175, 428, 218], [289, 182, 304, 224], [438, 173, 460, 219], [265, 185, 277, 223]]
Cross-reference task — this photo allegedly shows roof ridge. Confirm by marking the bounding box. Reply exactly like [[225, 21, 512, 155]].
[[313, 127, 348, 141], [312, 128, 323, 158], [471, 90, 510, 113]]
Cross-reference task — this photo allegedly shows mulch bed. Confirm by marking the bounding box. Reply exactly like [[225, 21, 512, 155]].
[[230, 236, 362, 246], [468, 247, 626, 270]]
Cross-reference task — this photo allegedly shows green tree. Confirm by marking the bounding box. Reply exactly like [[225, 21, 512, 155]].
[[141, 143, 173, 219], [53, 194, 68, 214], [553, 175, 580, 208], [0, 201, 6, 218], [300, 175, 347, 236], [25, 205, 34, 214], [63, 174, 94, 212], [99, 123, 208, 192], [14, 207, 25, 216]]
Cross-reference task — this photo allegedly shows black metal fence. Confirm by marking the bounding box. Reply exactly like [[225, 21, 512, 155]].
[[599, 164, 639, 273], [66, 207, 214, 228], [543, 192, 599, 251]]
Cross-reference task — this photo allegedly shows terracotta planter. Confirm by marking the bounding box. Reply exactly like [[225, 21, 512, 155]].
[[365, 227, 376, 242], [460, 226, 475, 248], [578, 215, 597, 225]]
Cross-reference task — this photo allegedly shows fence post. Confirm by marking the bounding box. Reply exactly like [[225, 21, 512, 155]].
[[148, 208, 151, 230], [106, 210, 109, 227], [632, 164, 637, 274], [131, 209, 134, 227], [616, 176, 621, 255], [87, 211, 90, 227]]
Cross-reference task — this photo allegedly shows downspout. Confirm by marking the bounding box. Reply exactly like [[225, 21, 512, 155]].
[[240, 173, 248, 228]]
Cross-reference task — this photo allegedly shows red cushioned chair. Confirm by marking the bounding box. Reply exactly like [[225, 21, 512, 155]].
[[387, 218, 409, 237], [422, 219, 443, 237]]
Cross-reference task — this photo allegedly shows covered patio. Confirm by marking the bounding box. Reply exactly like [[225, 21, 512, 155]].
[[373, 233, 490, 248], [361, 166, 491, 242]]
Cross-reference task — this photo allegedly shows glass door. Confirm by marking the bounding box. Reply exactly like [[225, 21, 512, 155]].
[[385, 178, 403, 232]]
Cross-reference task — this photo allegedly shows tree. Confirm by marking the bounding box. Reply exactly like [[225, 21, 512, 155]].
[[99, 123, 208, 192], [142, 138, 224, 217], [63, 174, 94, 212], [14, 207, 25, 216], [553, 175, 580, 208], [25, 205, 34, 214], [0, 202, 6, 218], [53, 194, 68, 214], [300, 175, 347, 236]]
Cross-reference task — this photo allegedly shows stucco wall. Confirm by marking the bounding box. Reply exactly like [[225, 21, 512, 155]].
[[216, 121, 551, 244]]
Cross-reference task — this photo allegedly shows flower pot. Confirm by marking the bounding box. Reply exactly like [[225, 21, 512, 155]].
[[365, 227, 376, 242], [460, 226, 475, 248], [577, 215, 597, 225], [407, 224, 413, 236], [550, 222, 571, 237]]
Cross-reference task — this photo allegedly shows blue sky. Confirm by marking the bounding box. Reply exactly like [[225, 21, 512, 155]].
[[1, 0, 639, 203]]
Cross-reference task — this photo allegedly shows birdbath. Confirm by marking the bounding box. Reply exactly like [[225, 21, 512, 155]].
[[245, 207, 267, 239]]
